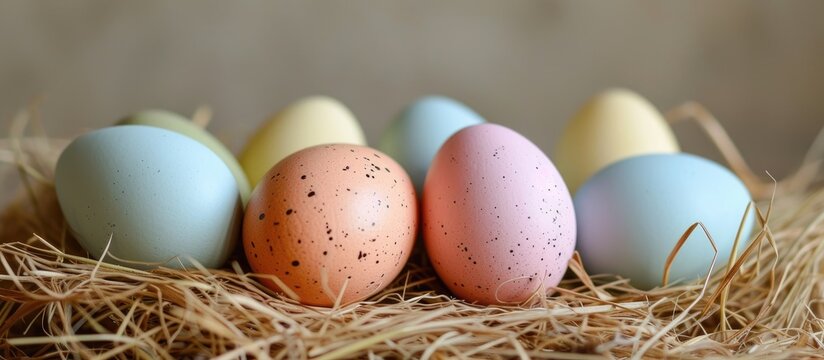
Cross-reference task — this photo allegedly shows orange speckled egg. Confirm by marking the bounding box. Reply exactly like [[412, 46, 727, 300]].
[[243, 144, 417, 307]]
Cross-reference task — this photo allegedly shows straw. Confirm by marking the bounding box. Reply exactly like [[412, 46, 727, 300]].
[[1, 105, 823, 358]]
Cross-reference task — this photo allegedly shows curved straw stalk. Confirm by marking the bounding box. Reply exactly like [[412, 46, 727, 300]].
[[0, 106, 823, 359], [666, 101, 824, 199]]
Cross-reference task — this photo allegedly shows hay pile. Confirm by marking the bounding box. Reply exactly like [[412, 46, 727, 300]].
[[1, 106, 824, 359]]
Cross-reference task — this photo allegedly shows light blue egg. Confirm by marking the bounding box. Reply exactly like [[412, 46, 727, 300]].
[[55, 125, 242, 269], [379, 96, 485, 193], [574, 153, 754, 289]]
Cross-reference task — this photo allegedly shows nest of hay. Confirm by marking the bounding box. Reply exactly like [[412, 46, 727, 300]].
[[1, 105, 824, 359]]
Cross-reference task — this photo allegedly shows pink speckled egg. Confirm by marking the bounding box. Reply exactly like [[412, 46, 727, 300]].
[[243, 144, 417, 307], [423, 124, 576, 305]]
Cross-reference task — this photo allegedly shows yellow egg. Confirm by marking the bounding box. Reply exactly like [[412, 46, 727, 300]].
[[240, 96, 367, 187], [554, 88, 680, 193]]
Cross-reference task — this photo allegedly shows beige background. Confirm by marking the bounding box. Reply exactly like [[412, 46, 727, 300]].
[[0, 1, 822, 188]]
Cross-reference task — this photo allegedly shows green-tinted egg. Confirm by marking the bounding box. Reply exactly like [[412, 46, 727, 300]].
[[119, 110, 251, 205]]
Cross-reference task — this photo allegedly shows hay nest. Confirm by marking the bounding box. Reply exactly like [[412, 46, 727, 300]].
[[1, 105, 824, 359]]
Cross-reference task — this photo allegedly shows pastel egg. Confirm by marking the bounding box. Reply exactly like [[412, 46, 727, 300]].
[[424, 124, 576, 305], [243, 144, 417, 307], [575, 153, 754, 289], [379, 96, 485, 192], [554, 88, 680, 193], [119, 109, 252, 205], [55, 125, 242, 269], [239, 96, 367, 187]]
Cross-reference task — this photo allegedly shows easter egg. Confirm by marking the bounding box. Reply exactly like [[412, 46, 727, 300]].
[[379, 96, 485, 193], [424, 124, 576, 305], [243, 144, 417, 307], [239, 96, 367, 187], [554, 88, 680, 193], [55, 125, 242, 269], [119, 109, 252, 205], [574, 153, 754, 289]]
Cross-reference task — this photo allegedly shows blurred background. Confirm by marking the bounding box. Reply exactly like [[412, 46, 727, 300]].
[[0, 1, 822, 191]]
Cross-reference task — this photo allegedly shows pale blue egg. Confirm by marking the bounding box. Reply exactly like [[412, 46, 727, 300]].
[[574, 153, 754, 289], [55, 125, 242, 269], [379, 96, 485, 192]]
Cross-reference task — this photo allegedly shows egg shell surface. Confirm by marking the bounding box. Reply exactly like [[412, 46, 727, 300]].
[[243, 144, 417, 307], [379, 95, 485, 193], [119, 109, 252, 205], [574, 153, 754, 289], [424, 123, 576, 305], [55, 125, 242, 269], [240, 96, 367, 187], [554, 88, 680, 193]]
